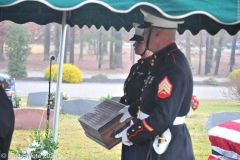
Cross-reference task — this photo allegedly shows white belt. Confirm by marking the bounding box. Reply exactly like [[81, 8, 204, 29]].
[[173, 116, 185, 125], [139, 111, 185, 155], [139, 111, 185, 125], [154, 116, 185, 155]]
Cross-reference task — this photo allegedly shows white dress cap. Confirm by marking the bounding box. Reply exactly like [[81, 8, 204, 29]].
[[140, 9, 184, 29], [129, 23, 144, 41], [133, 23, 144, 36]]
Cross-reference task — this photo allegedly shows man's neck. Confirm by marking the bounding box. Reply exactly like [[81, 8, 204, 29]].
[[153, 40, 175, 53], [151, 29, 176, 53], [141, 50, 152, 59]]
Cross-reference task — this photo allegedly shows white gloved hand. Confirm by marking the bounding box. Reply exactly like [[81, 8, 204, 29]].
[[118, 106, 131, 123], [115, 126, 133, 146]]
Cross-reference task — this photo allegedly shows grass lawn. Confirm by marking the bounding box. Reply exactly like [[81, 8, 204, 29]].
[[9, 99, 240, 160]]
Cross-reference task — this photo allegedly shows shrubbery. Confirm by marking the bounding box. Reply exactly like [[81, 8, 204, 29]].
[[222, 69, 240, 100], [202, 78, 220, 86], [91, 73, 108, 79], [44, 64, 83, 83], [99, 93, 112, 102], [5, 24, 31, 78]]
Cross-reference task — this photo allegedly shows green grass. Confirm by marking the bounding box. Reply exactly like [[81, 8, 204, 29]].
[[9, 99, 240, 160]]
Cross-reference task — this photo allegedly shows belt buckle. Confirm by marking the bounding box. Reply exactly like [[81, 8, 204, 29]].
[[156, 135, 166, 147]]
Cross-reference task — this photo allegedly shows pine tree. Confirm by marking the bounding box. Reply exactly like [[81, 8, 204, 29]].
[[5, 23, 31, 78]]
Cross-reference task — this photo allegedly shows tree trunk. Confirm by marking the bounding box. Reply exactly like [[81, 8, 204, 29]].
[[185, 31, 191, 67], [64, 27, 69, 63], [98, 30, 102, 69], [0, 22, 7, 61], [198, 31, 203, 75], [110, 27, 115, 69], [79, 29, 84, 60], [204, 34, 210, 75], [96, 39, 99, 60], [0, 42, 4, 61], [207, 36, 214, 73], [114, 31, 122, 68], [43, 24, 50, 61], [103, 42, 108, 55], [229, 34, 237, 72], [69, 27, 75, 64], [214, 31, 225, 76], [54, 24, 60, 59]]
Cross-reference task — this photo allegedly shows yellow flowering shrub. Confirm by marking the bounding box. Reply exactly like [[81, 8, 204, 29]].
[[223, 69, 240, 100], [229, 69, 240, 80], [44, 64, 83, 83]]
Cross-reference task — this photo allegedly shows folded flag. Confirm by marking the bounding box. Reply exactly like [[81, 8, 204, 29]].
[[208, 120, 240, 160]]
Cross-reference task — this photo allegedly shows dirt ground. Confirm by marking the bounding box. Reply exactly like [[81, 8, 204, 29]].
[[1, 46, 240, 77]]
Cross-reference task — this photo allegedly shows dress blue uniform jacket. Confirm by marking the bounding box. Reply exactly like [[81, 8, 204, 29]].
[[119, 56, 152, 160], [127, 43, 195, 160], [0, 86, 14, 160]]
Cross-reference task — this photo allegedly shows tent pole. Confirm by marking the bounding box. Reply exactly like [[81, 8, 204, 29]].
[[53, 11, 67, 148]]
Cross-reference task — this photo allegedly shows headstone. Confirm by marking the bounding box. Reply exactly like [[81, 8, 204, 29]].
[[61, 99, 100, 115], [206, 112, 240, 130], [111, 97, 121, 102], [27, 91, 48, 107], [14, 108, 54, 129]]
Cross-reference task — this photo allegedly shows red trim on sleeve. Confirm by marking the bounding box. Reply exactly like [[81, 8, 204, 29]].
[[128, 124, 143, 140], [142, 119, 154, 132]]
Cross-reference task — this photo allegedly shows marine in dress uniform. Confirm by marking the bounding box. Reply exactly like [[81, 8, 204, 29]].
[[119, 23, 153, 160], [116, 9, 195, 160], [0, 86, 14, 160]]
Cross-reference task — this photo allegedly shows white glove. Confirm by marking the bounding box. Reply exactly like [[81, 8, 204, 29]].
[[115, 126, 133, 146], [118, 106, 131, 123]]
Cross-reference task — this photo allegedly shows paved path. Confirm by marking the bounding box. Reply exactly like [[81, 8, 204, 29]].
[[28, 71, 229, 82], [15, 80, 230, 100], [12, 71, 231, 100]]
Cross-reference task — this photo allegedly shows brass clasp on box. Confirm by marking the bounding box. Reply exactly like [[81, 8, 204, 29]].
[[156, 135, 166, 147]]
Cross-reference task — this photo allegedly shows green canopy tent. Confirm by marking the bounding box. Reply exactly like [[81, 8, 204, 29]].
[[1, 0, 240, 35], [1, 0, 240, 148]]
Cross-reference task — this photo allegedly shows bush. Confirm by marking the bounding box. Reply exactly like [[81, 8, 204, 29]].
[[222, 69, 240, 100], [47, 91, 70, 109], [10, 121, 58, 159], [44, 64, 83, 83], [12, 92, 21, 108], [202, 78, 220, 86], [91, 74, 108, 79], [5, 23, 31, 78], [99, 93, 112, 102]]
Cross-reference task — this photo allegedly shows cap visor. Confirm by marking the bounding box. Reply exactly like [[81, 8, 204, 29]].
[[138, 22, 152, 28], [129, 35, 143, 41]]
